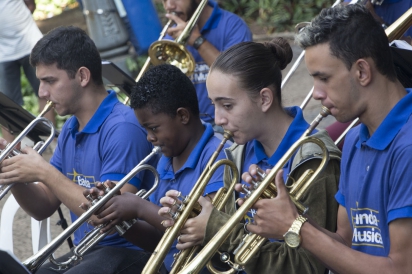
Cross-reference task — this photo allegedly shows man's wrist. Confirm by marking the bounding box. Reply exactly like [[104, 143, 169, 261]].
[[193, 35, 206, 50]]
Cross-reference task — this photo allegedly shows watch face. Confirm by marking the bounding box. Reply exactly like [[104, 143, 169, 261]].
[[285, 232, 301, 248]]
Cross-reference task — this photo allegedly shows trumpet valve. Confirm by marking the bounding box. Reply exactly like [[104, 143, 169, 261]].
[[256, 168, 267, 180], [168, 208, 180, 220], [219, 252, 231, 263], [85, 194, 94, 202], [241, 184, 253, 198]]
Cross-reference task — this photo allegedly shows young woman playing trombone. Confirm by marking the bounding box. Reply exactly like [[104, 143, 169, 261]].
[[158, 38, 342, 274]]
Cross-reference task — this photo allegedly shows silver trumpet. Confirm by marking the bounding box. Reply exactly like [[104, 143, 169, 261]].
[[0, 101, 55, 200], [22, 146, 161, 273]]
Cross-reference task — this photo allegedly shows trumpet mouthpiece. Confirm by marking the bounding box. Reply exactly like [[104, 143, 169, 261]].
[[39, 101, 54, 117], [223, 130, 234, 140], [320, 106, 331, 117]]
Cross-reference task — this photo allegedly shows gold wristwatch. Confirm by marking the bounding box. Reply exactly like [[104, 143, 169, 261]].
[[283, 215, 307, 248]]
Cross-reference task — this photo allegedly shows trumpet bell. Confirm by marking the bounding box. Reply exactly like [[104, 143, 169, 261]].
[[148, 40, 196, 76]]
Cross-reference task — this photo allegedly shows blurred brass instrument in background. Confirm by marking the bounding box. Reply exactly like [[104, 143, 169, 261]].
[[123, 0, 207, 104]]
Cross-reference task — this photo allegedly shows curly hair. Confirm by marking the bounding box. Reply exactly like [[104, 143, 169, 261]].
[[130, 64, 199, 117]]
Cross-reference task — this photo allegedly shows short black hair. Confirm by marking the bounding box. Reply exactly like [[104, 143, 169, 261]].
[[30, 26, 103, 85], [296, 4, 396, 81], [130, 64, 199, 117]]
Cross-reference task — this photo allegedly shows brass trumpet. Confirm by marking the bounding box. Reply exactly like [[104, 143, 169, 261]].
[[179, 107, 331, 274], [22, 146, 161, 273], [0, 101, 55, 200], [123, 17, 174, 105], [123, 0, 207, 104], [148, 0, 209, 75], [142, 130, 239, 274]]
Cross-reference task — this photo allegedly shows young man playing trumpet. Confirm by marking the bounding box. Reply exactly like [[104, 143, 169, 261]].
[[162, 0, 252, 124], [0, 26, 156, 273], [242, 4, 412, 273], [83, 64, 228, 273]]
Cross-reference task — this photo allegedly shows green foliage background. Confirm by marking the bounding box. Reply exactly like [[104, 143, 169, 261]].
[[220, 0, 336, 33], [33, 0, 77, 20]]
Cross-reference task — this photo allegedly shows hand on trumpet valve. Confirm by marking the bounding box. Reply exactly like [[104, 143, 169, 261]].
[[235, 165, 270, 202], [243, 169, 300, 240], [159, 189, 184, 225], [87, 191, 143, 233], [159, 190, 213, 249], [0, 138, 11, 151]]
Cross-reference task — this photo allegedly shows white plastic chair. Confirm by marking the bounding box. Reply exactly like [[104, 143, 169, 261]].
[[0, 194, 51, 255]]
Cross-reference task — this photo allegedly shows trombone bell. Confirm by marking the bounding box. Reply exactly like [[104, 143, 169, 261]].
[[149, 40, 195, 76]]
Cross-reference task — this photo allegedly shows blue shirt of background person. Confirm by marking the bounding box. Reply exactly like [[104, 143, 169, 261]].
[[51, 90, 156, 249], [165, 1, 252, 124], [336, 88, 412, 256], [345, 0, 412, 37]]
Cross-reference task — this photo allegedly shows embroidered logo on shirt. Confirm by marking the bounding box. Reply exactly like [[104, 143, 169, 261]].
[[67, 169, 96, 189], [350, 207, 383, 248], [190, 62, 209, 84]]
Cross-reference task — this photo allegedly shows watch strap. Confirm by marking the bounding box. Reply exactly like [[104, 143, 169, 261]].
[[286, 215, 307, 235], [193, 35, 206, 50]]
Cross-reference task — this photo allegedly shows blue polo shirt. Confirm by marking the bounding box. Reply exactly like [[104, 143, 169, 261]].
[[336, 88, 412, 256], [345, 0, 412, 37], [149, 122, 226, 271], [239, 107, 311, 224], [165, 1, 252, 123], [50, 90, 155, 249]]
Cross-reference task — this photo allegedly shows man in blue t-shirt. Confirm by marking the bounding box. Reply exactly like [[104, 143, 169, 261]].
[[83, 64, 228, 273], [0, 26, 156, 273], [163, 0, 252, 124], [239, 5, 412, 273]]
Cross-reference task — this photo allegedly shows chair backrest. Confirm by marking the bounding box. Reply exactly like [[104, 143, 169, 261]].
[[0, 194, 51, 255]]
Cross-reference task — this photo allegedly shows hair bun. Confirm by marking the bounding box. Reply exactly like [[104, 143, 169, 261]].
[[264, 37, 293, 70]]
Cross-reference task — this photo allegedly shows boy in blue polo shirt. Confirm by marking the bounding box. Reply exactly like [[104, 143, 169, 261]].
[[0, 26, 156, 273], [84, 64, 227, 272], [239, 4, 412, 273]]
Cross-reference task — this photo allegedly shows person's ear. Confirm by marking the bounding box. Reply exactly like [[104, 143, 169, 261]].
[[78, 67, 91, 87], [354, 58, 372, 87], [176, 107, 190, 124], [259, 87, 274, 112]]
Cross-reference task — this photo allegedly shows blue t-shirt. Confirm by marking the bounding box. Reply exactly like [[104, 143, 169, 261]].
[[50, 90, 156, 249], [149, 123, 226, 271], [346, 0, 412, 37], [239, 107, 311, 224], [165, 1, 252, 123], [336, 88, 412, 256]]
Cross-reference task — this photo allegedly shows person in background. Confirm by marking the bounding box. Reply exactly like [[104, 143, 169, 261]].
[[162, 0, 252, 126], [0, 0, 56, 143]]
